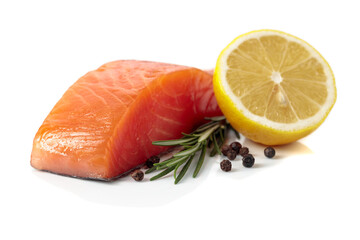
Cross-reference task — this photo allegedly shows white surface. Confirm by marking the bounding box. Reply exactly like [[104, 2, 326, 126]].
[[0, 1, 359, 239]]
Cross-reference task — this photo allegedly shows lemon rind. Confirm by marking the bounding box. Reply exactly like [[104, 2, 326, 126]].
[[215, 29, 337, 132]]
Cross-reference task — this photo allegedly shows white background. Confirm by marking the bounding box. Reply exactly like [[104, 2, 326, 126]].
[[1, 0, 359, 239]]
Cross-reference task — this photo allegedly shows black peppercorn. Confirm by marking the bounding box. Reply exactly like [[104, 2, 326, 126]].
[[145, 155, 160, 168], [221, 145, 231, 156], [227, 150, 237, 160], [131, 169, 144, 181], [220, 159, 232, 172], [242, 154, 255, 168], [230, 142, 242, 154], [264, 147, 275, 158], [239, 147, 249, 156]]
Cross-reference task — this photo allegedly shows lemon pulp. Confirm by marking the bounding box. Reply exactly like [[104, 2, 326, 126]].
[[214, 30, 336, 145]]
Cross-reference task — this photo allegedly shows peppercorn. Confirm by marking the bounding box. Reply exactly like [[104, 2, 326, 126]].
[[220, 159, 232, 172], [239, 147, 249, 157], [264, 147, 276, 158], [131, 169, 144, 181], [221, 145, 230, 156], [242, 154, 255, 168], [145, 155, 160, 168], [227, 150, 237, 160], [230, 142, 242, 154]]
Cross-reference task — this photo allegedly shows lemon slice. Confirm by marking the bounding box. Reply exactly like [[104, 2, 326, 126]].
[[214, 30, 336, 145]]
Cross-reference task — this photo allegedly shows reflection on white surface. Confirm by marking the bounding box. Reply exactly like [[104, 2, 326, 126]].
[[33, 163, 208, 207], [33, 134, 312, 207]]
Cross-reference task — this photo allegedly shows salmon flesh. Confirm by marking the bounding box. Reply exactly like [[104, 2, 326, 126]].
[[31, 60, 222, 180]]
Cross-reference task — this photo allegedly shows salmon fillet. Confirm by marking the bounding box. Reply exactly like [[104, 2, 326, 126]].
[[31, 60, 222, 180]]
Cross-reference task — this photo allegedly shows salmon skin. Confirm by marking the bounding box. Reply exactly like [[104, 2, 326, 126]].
[[31, 60, 222, 181]]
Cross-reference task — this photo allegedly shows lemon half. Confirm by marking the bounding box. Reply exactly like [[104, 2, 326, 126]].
[[214, 30, 336, 145]]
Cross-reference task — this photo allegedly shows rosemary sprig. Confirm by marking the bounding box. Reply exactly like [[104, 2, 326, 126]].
[[147, 116, 239, 184]]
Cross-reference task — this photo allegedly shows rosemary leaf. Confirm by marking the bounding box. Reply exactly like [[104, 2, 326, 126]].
[[181, 132, 194, 137], [210, 147, 217, 157], [193, 141, 207, 178], [152, 137, 197, 146], [166, 156, 188, 167], [175, 154, 195, 184], [210, 132, 225, 157], [219, 129, 224, 142], [209, 137, 219, 157], [147, 116, 229, 184], [173, 142, 201, 157], [212, 133, 222, 155], [183, 145, 193, 149], [179, 138, 199, 146], [174, 156, 190, 179], [150, 165, 176, 181], [213, 127, 221, 136], [194, 121, 218, 133], [218, 134, 225, 149], [145, 166, 157, 174], [198, 125, 219, 142], [204, 116, 226, 121], [156, 165, 169, 170], [154, 156, 181, 167], [229, 124, 240, 139]]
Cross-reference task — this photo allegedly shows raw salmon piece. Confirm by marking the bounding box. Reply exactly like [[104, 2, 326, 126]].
[[31, 60, 222, 180]]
